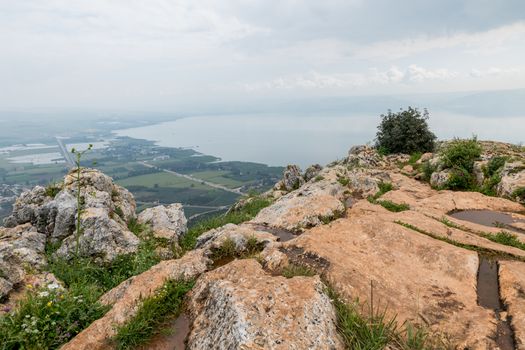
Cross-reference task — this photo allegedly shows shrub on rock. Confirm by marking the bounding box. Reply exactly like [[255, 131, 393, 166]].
[[375, 107, 436, 155]]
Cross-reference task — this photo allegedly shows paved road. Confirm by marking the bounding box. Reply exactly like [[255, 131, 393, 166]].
[[55, 137, 75, 167], [140, 161, 243, 195]]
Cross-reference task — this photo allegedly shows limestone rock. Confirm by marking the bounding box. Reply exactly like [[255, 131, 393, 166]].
[[62, 250, 210, 350], [346, 145, 385, 168], [278, 165, 304, 192], [186, 259, 343, 350], [0, 224, 46, 298], [195, 223, 277, 254], [138, 204, 187, 241], [3, 186, 51, 227], [472, 161, 487, 187], [430, 169, 451, 188], [499, 261, 525, 349], [304, 164, 323, 182], [497, 161, 525, 202], [55, 207, 139, 263]]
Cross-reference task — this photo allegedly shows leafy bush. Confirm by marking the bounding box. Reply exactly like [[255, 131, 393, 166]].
[[446, 166, 474, 191], [484, 156, 507, 177], [512, 187, 525, 201], [375, 107, 436, 155], [408, 152, 422, 165], [441, 137, 481, 173]]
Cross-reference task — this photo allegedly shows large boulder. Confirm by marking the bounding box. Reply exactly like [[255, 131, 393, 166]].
[[430, 169, 452, 188], [0, 224, 46, 298], [138, 204, 187, 241], [186, 259, 343, 350], [55, 207, 139, 263], [346, 145, 385, 168]]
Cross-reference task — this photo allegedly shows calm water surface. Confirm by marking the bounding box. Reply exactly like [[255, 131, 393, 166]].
[[114, 113, 525, 168]]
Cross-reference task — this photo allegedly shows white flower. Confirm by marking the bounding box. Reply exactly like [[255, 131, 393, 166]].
[[47, 283, 60, 290], [38, 291, 49, 297]]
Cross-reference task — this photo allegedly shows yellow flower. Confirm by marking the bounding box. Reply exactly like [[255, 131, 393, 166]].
[[47, 301, 53, 307], [26, 284, 33, 289]]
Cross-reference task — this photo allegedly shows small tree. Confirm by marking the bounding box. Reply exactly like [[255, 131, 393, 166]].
[[71, 144, 93, 258], [375, 107, 436, 155]]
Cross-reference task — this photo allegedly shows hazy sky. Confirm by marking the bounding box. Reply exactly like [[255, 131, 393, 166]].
[[1, 0, 524, 111]]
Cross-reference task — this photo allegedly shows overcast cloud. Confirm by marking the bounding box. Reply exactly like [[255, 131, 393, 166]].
[[0, 0, 524, 111]]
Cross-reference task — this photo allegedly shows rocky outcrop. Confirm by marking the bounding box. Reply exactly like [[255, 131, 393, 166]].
[[497, 161, 525, 202], [195, 223, 277, 253], [430, 169, 451, 188], [3, 186, 51, 228], [274, 165, 304, 192], [186, 259, 343, 350], [304, 164, 323, 182], [138, 203, 187, 241], [55, 207, 140, 263], [499, 261, 525, 349], [0, 224, 46, 298]]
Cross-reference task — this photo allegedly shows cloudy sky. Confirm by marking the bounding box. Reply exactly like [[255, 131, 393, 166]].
[[1, 0, 524, 111]]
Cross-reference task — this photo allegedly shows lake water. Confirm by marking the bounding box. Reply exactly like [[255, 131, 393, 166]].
[[114, 112, 525, 168]]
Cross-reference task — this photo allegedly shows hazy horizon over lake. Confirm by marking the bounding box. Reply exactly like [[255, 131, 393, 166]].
[[114, 112, 525, 168]]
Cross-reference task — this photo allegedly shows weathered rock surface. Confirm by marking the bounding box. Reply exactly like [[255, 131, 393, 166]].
[[195, 223, 277, 252], [62, 250, 210, 350], [303, 164, 323, 182], [499, 261, 525, 350], [429, 169, 451, 188], [186, 259, 343, 350], [0, 224, 46, 298], [497, 161, 525, 202], [55, 207, 140, 263], [3, 186, 51, 228], [138, 203, 187, 241], [275, 165, 304, 192]]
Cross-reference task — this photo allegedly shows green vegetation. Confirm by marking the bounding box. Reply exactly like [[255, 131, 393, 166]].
[[282, 264, 316, 278], [0, 284, 108, 350], [112, 279, 194, 350], [512, 187, 525, 201], [441, 137, 482, 173], [71, 144, 93, 257], [375, 200, 410, 212], [440, 216, 525, 251], [396, 220, 524, 261], [375, 107, 436, 155], [44, 183, 62, 198], [366, 182, 408, 212], [337, 176, 350, 186], [408, 152, 423, 165], [180, 196, 272, 251], [326, 287, 440, 350], [314, 175, 325, 182]]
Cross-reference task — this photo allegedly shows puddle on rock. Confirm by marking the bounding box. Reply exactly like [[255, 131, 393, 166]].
[[476, 256, 515, 350], [248, 224, 298, 242], [450, 210, 525, 233], [141, 313, 190, 350]]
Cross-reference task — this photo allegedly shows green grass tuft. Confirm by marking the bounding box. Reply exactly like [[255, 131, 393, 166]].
[[282, 264, 316, 278], [326, 286, 441, 349], [112, 279, 194, 350], [180, 197, 272, 251]]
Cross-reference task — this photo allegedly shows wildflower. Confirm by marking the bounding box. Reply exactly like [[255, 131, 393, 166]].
[[38, 291, 49, 297], [26, 284, 33, 289], [47, 301, 53, 307]]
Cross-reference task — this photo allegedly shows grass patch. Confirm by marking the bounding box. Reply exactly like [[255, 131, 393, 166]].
[[395, 220, 525, 262], [512, 187, 525, 201], [0, 283, 108, 350], [368, 198, 409, 212], [210, 236, 265, 263], [408, 152, 422, 165], [368, 182, 393, 202], [112, 279, 194, 350], [282, 264, 316, 278], [44, 183, 61, 198], [180, 197, 272, 251], [440, 216, 525, 251], [326, 286, 442, 349], [314, 175, 325, 182], [337, 176, 350, 186]]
